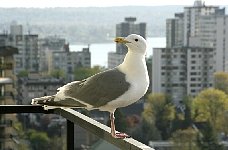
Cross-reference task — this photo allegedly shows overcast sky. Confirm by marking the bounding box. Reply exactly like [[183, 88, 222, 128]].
[[0, 0, 228, 8]]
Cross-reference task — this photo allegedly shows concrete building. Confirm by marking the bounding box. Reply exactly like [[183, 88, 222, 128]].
[[166, 1, 225, 49], [17, 74, 64, 104], [166, 13, 184, 48], [153, 47, 214, 104], [108, 17, 146, 68], [183, 1, 225, 47], [166, 0, 226, 71], [39, 36, 66, 51], [0, 23, 39, 74], [48, 46, 91, 81], [0, 46, 18, 150], [38, 36, 91, 81], [152, 0, 226, 104], [107, 52, 125, 69], [215, 16, 228, 71], [38, 36, 67, 73]]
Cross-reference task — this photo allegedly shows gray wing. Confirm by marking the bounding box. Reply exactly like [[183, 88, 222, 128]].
[[61, 68, 130, 108]]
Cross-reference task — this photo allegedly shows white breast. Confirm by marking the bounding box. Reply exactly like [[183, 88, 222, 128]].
[[98, 51, 149, 113]]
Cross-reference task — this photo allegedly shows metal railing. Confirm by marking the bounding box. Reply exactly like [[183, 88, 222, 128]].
[[0, 105, 154, 150]]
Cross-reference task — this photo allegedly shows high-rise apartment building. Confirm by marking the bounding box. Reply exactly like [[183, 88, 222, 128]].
[[108, 17, 146, 68], [0, 46, 18, 150], [166, 0, 227, 71], [38, 36, 91, 81], [38, 36, 67, 72], [153, 0, 226, 104], [48, 46, 91, 81], [0, 23, 39, 74], [166, 13, 184, 48], [153, 47, 214, 104], [17, 74, 64, 104]]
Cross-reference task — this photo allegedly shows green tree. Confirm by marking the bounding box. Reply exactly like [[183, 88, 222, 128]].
[[192, 88, 228, 133], [27, 129, 50, 150], [17, 70, 29, 77], [50, 136, 66, 150], [13, 122, 30, 150], [214, 72, 228, 94], [197, 122, 224, 150], [50, 69, 65, 79], [132, 119, 161, 144], [171, 96, 193, 132], [143, 93, 175, 140], [74, 65, 103, 80], [183, 97, 193, 128], [171, 127, 199, 150]]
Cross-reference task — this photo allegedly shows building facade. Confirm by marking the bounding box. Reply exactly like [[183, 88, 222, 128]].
[[108, 17, 146, 68], [0, 46, 18, 150], [152, 0, 225, 104], [38, 36, 66, 72], [166, 13, 184, 48], [48, 47, 91, 81], [17, 74, 65, 105], [153, 47, 214, 104], [0, 23, 39, 74], [166, 0, 227, 71], [38, 36, 91, 81]]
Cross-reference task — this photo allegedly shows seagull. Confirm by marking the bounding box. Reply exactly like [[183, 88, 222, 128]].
[[31, 34, 149, 138]]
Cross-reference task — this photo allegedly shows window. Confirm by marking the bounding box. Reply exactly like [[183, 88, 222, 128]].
[[191, 78, 196, 81], [191, 89, 196, 93], [190, 72, 197, 75], [180, 72, 185, 75], [190, 84, 196, 87], [180, 78, 185, 81], [172, 84, 178, 87], [181, 55, 185, 58], [191, 60, 196, 64], [191, 66, 195, 70]]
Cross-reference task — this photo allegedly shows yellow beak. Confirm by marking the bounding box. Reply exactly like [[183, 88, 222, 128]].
[[114, 37, 130, 44]]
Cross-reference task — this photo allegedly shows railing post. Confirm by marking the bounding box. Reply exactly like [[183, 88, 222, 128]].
[[67, 120, 74, 150]]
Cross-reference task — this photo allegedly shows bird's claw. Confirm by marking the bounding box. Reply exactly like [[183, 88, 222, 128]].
[[112, 132, 131, 139]]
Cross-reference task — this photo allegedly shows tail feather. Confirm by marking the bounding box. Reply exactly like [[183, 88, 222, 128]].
[[31, 95, 87, 109], [31, 95, 55, 105]]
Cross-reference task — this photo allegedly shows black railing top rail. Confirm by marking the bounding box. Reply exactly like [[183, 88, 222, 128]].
[[0, 105, 154, 150]]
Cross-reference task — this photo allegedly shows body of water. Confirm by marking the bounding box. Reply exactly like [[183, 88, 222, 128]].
[[70, 37, 166, 67]]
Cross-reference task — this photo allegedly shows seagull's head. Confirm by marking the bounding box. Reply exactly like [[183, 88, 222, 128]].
[[115, 34, 147, 55]]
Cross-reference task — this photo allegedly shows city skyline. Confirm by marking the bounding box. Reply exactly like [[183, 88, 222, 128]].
[[152, 0, 228, 105], [1, 0, 228, 8]]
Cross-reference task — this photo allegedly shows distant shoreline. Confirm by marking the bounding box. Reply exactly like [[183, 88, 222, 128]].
[[70, 37, 166, 67]]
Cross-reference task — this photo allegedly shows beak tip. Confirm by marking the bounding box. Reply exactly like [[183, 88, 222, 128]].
[[114, 37, 122, 43], [114, 37, 129, 44]]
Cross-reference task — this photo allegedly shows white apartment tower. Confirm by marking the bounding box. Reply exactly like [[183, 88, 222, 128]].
[[153, 0, 227, 104], [153, 47, 214, 104]]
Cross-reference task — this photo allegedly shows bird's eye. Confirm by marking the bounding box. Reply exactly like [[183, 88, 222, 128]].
[[135, 39, 138, 42]]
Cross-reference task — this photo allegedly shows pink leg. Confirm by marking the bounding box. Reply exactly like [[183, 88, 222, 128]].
[[110, 112, 130, 138]]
